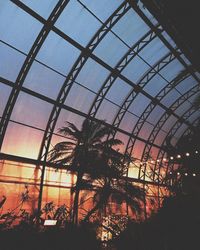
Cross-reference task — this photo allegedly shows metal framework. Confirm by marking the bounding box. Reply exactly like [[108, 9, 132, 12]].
[[141, 84, 200, 181], [0, 0, 200, 213], [0, 0, 70, 148]]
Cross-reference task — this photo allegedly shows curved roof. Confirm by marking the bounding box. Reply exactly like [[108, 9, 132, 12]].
[[0, 0, 199, 184]]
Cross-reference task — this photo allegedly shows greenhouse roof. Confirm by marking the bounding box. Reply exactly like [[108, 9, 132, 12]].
[[0, 0, 199, 183]]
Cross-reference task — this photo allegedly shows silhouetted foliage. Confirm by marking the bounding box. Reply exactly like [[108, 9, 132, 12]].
[[48, 118, 145, 227]]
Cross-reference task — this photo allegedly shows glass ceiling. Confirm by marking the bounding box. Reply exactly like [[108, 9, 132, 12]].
[[0, 0, 199, 183]]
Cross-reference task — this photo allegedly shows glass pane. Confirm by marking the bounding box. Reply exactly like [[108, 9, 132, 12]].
[[54, 110, 85, 133], [95, 99, 119, 124], [55, 0, 101, 46], [161, 115, 178, 132], [160, 59, 185, 82], [0, 165, 39, 211], [176, 76, 196, 94], [139, 37, 169, 67], [128, 93, 151, 116], [20, 0, 58, 19], [11, 93, 52, 129], [144, 74, 168, 97], [138, 122, 154, 140], [36, 31, 81, 75], [122, 55, 150, 83], [187, 111, 200, 124], [2, 122, 44, 159], [64, 83, 96, 113], [0, 84, 12, 116], [0, 1, 42, 53], [175, 101, 191, 116], [0, 161, 37, 186], [187, 92, 200, 104], [80, 0, 122, 22], [148, 147, 159, 161], [161, 90, 181, 107], [154, 130, 167, 146], [173, 124, 188, 140], [146, 106, 165, 125], [112, 9, 149, 46], [128, 162, 139, 178], [132, 140, 145, 159], [76, 58, 110, 92], [0, 42, 25, 82], [105, 78, 132, 105], [24, 61, 65, 99], [94, 31, 128, 67], [119, 112, 139, 133]]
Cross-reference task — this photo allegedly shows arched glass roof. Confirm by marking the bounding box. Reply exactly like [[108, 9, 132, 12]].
[[0, 0, 200, 184]]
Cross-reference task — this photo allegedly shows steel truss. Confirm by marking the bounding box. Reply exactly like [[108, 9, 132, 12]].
[[0, 0, 199, 206], [110, 51, 176, 134], [156, 111, 200, 183], [121, 71, 191, 180], [140, 84, 200, 182], [37, 2, 131, 164], [156, 109, 199, 181], [88, 28, 159, 117], [0, 0, 70, 148]]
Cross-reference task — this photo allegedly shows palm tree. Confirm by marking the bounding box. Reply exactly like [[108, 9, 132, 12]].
[[81, 145, 145, 224], [82, 178, 144, 223], [48, 118, 123, 225]]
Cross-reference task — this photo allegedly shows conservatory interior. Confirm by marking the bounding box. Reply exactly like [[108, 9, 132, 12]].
[[0, 1, 200, 249]]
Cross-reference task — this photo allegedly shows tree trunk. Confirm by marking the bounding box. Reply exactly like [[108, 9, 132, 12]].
[[72, 171, 83, 225], [83, 200, 102, 222]]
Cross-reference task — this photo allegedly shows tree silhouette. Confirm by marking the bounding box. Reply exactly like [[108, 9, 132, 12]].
[[48, 118, 126, 225]]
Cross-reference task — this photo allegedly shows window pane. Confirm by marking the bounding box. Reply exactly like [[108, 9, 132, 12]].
[[80, 0, 122, 22], [24, 61, 65, 99], [119, 112, 139, 133], [94, 32, 128, 67], [154, 130, 167, 146], [176, 76, 196, 94], [36, 31, 80, 75], [106, 78, 131, 105], [144, 74, 168, 97], [175, 101, 190, 116], [0, 42, 25, 82], [173, 124, 188, 140], [76, 58, 110, 92], [138, 122, 154, 140], [146, 106, 165, 125], [113, 9, 149, 46], [160, 59, 185, 82], [11, 93, 52, 129], [162, 115, 178, 132], [64, 83, 96, 113], [139, 37, 169, 67], [20, 0, 58, 19], [0, 84, 12, 116], [128, 93, 151, 116], [55, 0, 101, 46], [54, 110, 85, 133], [0, 1, 42, 53], [122, 55, 150, 83], [2, 122, 44, 159], [161, 90, 181, 107], [132, 140, 145, 159], [96, 100, 119, 124]]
